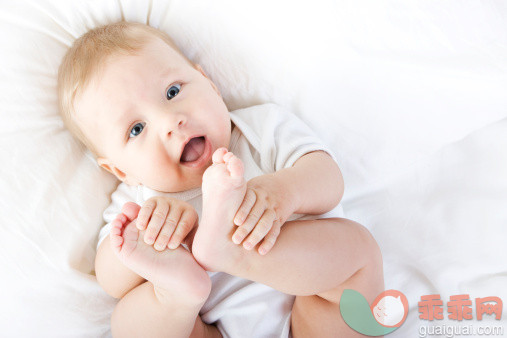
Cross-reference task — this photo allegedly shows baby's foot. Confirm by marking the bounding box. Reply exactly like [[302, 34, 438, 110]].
[[110, 202, 211, 303], [192, 148, 248, 272]]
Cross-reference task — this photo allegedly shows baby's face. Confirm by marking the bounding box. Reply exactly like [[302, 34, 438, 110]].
[[73, 37, 231, 192]]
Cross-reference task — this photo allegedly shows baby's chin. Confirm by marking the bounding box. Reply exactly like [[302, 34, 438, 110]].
[[146, 169, 209, 194]]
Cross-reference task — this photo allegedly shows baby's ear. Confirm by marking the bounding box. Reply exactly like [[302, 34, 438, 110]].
[[96, 157, 114, 174], [97, 158, 128, 182], [194, 64, 207, 77], [195, 64, 222, 97]]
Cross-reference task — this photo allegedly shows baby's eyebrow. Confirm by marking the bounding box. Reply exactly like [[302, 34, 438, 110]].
[[111, 108, 133, 142], [115, 108, 131, 126], [160, 67, 175, 80]]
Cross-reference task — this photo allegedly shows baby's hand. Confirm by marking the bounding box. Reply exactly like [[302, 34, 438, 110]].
[[232, 175, 293, 255], [134, 196, 198, 251]]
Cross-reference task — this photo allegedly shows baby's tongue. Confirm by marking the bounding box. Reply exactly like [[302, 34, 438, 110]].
[[181, 137, 205, 163]]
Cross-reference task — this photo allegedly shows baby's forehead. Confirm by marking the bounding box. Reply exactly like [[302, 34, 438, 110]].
[[72, 68, 116, 127], [73, 36, 189, 117]]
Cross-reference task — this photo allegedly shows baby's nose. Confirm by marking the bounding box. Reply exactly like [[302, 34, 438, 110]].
[[166, 114, 186, 137]]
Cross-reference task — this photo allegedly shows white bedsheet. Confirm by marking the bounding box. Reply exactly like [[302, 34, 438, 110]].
[[0, 0, 506, 337]]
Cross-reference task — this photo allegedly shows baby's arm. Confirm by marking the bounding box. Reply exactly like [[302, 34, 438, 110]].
[[232, 150, 343, 253], [270, 150, 344, 215]]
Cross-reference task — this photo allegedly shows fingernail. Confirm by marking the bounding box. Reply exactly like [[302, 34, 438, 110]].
[[168, 242, 177, 249], [259, 248, 267, 255], [232, 236, 241, 244], [244, 242, 252, 250]]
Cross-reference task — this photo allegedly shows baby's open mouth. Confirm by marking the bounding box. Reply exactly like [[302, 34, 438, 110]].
[[180, 136, 206, 163]]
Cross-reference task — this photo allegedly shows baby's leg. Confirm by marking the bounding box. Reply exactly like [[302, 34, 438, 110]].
[[96, 235, 145, 299], [193, 151, 383, 337], [279, 218, 384, 337], [97, 203, 221, 338], [112, 281, 221, 338]]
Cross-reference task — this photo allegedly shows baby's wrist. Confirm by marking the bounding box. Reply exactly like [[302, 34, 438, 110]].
[[269, 169, 301, 219]]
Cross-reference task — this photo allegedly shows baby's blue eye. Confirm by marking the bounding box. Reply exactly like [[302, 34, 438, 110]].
[[166, 84, 181, 100], [129, 122, 145, 139]]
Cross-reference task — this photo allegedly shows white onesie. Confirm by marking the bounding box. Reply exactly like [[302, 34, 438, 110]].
[[97, 103, 344, 338]]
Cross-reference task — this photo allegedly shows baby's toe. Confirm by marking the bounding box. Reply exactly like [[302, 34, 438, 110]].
[[115, 213, 127, 224], [121, 202, 141, 221], [111, 218, 123, 231], [212, 147, 228, 164], [110, 220, 124, 247], [223, 152, 234, 162], [227, 156, 244, 178], [110, 233, 124, 248]]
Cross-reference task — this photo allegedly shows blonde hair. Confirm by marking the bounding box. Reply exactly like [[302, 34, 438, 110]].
[[57, 21, 191, 158]]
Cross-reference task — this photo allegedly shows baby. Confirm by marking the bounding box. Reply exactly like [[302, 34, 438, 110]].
[[58, 21, 384, 337]]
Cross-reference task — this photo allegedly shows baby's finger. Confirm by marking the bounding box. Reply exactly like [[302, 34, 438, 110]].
[[242, 209, 276, 250], [258, 221, 282, 255], [232, 198, 264, 244], [234, 189, 256, 226], [153, 205, 180, 250], [144, 202, 169, 245], [136, 199, 157, 230], [168, 209, 198, 249]]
